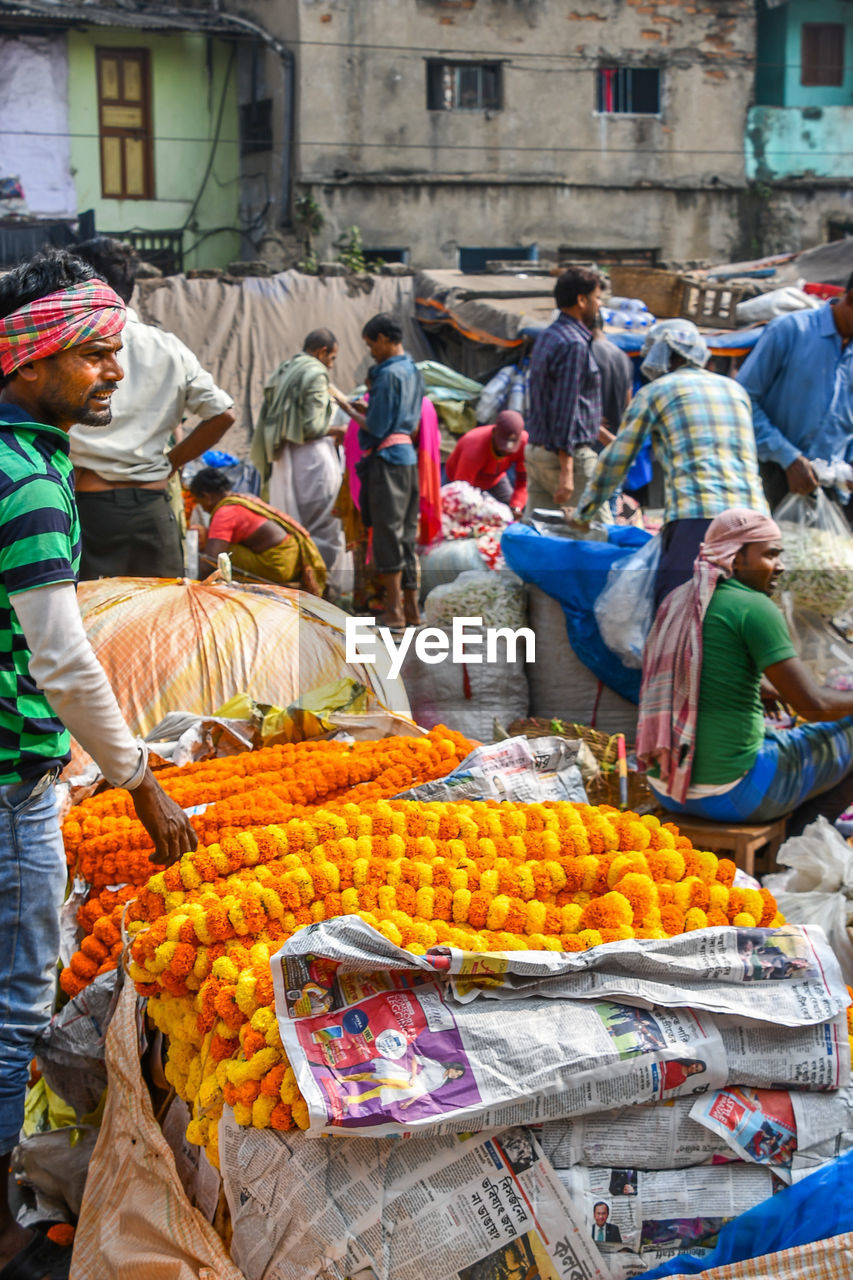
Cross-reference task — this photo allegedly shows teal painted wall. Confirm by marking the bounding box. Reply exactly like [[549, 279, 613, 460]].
[[67, 30, 241, 271], [755, 4, 787, 106], [749, 1, 853, 179], [756, 0, 853, 108], [746, 104, 853, 179]]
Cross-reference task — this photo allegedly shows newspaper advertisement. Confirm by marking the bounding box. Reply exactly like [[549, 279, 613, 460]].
[[689, 1087, 797, 1176], [220, 1115, 606, 1280], [557, 1162, 775, 1265], [689, 1083, 853, 1184], [539, 1099, 732, 1171], [272, 918, 848, 1138], [395, 737, 587, 805]]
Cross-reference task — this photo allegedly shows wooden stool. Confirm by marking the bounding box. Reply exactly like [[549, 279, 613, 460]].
[[659, 814, 789, 878]]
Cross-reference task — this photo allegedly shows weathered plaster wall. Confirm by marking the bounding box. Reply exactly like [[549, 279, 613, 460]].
[[746, 104, 853, 182], [0, 33, 77, 217], [319, 179, 750, 266], [271, 0, 756, 265]]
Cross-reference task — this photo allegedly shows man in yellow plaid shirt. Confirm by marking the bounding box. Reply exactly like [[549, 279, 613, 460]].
[[576, 320, 768, 608]]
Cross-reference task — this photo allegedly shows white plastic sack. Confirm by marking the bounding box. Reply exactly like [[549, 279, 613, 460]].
[[425, 569, 527, 631], [400, 623, 528, 742], [736, 286, 819, 325], [766, 816, 853, 895], [13, 1128, 98, 1218], [764, 817, 853, 985], [594, 535, 661, 669], [526, 584, 639, 737]]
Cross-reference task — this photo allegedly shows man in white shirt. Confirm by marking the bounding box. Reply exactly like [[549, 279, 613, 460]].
[[70, 238, 235, 578]]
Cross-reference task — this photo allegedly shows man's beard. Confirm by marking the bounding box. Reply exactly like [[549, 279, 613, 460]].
[[76, 399, 113, 427], [51, 383, 114, 428]]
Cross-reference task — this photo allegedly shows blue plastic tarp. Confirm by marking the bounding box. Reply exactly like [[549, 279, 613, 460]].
[[640, 1148, 853, 1276], [501, 523, 649, 704], [608, 328, 764, 357]]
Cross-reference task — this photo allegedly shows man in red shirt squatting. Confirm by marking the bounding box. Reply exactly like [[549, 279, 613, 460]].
[[444, 410, 527, 514]]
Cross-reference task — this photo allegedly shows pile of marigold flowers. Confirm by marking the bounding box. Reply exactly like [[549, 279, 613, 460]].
[[60, 728, 472, 997], [99, 799, 780, 1170]]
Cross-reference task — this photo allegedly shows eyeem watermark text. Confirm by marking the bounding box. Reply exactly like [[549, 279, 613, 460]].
[[345, 616, 536, 680]]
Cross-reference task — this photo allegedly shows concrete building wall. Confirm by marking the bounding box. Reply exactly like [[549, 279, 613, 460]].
[[261, 0, 757, 266], [67, 28, 242, 270]]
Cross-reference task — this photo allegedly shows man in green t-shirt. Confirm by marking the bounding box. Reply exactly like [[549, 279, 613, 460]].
[[0, 249, 197, 1272], [637, 506, 853, 824]]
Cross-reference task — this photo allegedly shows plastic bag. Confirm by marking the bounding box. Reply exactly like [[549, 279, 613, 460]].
[[593, 533, 661, 668], [507, 357, 529, 415], [775, 488, 853, 618], [763, 816, 853, 984], [782, 601, 853, 684], [475, 363, 514, 423]]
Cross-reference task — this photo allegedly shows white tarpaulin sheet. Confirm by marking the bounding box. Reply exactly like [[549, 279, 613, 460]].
[[135, 271, 432, 455]]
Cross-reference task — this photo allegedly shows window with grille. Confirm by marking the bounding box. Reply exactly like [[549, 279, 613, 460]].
[[597, 67, 661, 115], [801, 23, 845, 87], [97, 48, 154, 200], [426, 61, 502, 111]]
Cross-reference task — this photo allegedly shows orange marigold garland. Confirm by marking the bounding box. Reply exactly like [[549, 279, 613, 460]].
[[63, 727, 473, 887]]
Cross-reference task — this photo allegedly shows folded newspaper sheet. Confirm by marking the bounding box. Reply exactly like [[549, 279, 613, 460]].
[[271, 918, 850, 1138], [539, 1087, 853, 1182], [220, 1118, 606, 1280], [394, 737, 588, 805], [540, 1102, 733, 1171]]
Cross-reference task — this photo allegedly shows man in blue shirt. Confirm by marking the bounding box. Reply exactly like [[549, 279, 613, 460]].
[[354, 313, 424, 630], [524, 267, 608, 518], [736, 276, 853, 505]]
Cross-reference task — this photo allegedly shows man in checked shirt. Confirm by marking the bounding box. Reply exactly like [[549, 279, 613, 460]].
[[524, 267, 613, 520], [574, 320, 769, 608]]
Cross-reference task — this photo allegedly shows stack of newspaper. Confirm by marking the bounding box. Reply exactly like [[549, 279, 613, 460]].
[[217, 919, 852, 1280]]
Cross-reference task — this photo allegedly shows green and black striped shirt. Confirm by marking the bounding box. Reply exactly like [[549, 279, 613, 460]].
[[0, 405, 80, 783]]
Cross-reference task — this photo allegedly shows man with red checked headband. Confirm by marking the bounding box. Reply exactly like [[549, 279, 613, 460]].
[[0, 249, 196, 1273]]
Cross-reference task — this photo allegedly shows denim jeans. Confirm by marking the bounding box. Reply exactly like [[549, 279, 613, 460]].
[[650, 718, 853, 824], [0, 775, 65, 1151]]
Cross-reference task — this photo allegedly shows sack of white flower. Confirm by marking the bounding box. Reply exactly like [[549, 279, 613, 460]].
[[775, 489, 853, 619], [425, 569, 527, 631]]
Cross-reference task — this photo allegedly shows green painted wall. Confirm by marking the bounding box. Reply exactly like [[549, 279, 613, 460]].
[[756, 0, 853, 108], [67, 29, 241, 271]]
